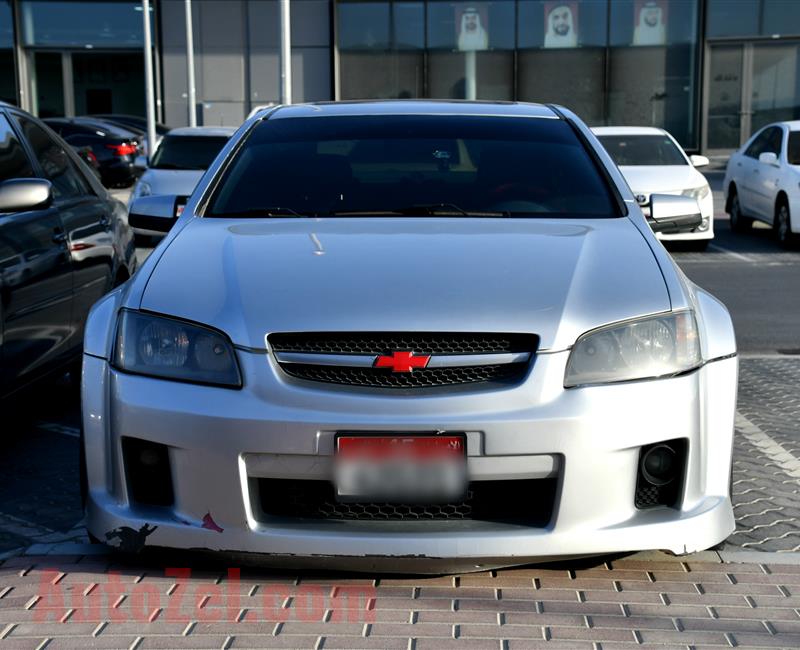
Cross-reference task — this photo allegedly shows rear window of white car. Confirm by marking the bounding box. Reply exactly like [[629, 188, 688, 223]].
[[598, 135, 687, 167], [206, 115, 621, 219]]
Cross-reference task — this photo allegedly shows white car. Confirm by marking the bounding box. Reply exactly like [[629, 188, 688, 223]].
[[593, 127, 714, 250], [130, 126, 236, 235], [723, 121, 800, 248]]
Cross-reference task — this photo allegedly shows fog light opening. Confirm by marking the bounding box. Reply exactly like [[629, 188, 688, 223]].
[[122, 437, 175, 507], [641, 444, 678, 486], [635, 439, 687, 510]]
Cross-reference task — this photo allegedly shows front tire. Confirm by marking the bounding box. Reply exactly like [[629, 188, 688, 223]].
[[729, 191, 752, 233], [775, 200, 796, 248]]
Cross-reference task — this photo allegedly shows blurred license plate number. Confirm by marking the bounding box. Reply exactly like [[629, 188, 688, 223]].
[[335, 435, 466, 503]]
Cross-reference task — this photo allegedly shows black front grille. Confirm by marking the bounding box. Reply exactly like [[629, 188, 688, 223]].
[[282, 363, 523, 388], [257, 478, 556, 526], [269, 332, 536, 356], [269, 332, 537, 389]]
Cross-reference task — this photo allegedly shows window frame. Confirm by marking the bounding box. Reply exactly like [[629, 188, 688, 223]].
[[10, 110, 96, 201], [0, 109, 36, 186]]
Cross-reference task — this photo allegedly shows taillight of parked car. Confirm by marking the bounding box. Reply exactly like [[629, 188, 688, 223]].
[[106, 143, 138, 156]]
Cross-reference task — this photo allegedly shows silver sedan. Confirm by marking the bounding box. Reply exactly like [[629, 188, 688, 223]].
[[81, 101, 736, 572]]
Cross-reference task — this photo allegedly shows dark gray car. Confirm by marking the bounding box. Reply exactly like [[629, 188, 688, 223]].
[[0, 102, 137, 399]]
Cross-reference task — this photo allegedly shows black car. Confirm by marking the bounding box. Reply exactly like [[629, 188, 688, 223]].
[[87, 114, 170, 160], [0, 103, 137, 399], [89, 114, 171, 137], [43, 117, 142, 188]]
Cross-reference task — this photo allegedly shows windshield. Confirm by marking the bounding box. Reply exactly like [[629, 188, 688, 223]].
[[151, 135, 229, 170], [206, 115, 619, 219], [597, 135, 687, 167]]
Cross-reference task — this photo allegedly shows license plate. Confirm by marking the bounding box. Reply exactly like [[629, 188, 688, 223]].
[[334, 434, 467, 503]]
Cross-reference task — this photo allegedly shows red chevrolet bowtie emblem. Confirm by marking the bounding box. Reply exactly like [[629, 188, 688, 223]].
[[374, 351, 431, 373]]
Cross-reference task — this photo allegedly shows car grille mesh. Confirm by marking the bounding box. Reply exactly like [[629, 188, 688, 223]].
[[268, 332, 537, 389], [269, 332, 535, 355], [258, 478, 556, 525], [280, 363, 522, 388]]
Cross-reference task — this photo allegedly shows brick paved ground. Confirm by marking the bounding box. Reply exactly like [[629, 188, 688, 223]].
[[3, 551, 800, 649], [727, 358, 800, 552]]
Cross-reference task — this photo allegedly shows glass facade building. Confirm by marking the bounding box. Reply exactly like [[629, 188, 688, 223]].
[[3, 0, 800, 152], [337, 0, 700, 146]]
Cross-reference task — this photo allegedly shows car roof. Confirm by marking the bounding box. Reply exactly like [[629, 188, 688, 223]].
[[80, 118, 142, 135], [260, 100, 559, 121], [165, 126, 237, 137], [591, 126, 668, 137], [44, 117, 140, 138]]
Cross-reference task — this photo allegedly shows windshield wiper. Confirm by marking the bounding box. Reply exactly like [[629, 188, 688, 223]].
[[218, 207, 311, 218], [331, 204, 508, 218]]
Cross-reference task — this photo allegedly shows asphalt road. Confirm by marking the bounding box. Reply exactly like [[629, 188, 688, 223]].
[[667, 170, 800, 355]]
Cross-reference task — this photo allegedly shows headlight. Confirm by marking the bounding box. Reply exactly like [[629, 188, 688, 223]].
[[134, 181, 152, 198], [564, 312, 701, 388], [682, 184, 710, 201], [112, 310, 242, 387]]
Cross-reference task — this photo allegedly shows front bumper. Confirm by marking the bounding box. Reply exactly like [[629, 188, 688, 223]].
[[82, 350, 736, 571]]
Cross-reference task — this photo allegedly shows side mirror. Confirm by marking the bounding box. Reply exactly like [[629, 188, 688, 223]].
[[758, 151, 779, 166], [0, 178, 53, 213], [648, 194, 703, 234], [128, 195, 179, 233], [689, 154, 710, 168]]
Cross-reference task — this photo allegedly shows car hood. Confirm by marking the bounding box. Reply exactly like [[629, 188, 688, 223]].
[[619, 165, 706, 195], [139, 169, 205, 197], [140, 217, 671, 352]]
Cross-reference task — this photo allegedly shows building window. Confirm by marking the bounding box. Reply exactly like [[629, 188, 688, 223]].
[[338, 1, 424, 99], [517, 1, 608, 125], [335, 0, 700, 148], [607, 0, 699, 147], [708, 0, 800, 39], [0, 0, 15, 105], [426, 1, 514, 100], [20, 1, 149, 48]]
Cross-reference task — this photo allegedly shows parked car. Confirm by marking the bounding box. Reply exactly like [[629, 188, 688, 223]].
[[593, 127, 714, 250], [84, 114, 170, 165], [0, 102, 137, 400], [129, 126, 236, 237], [723, 121, 800, 247], [83, 101, 736, 571], [89, 114, 171, 138], [43, 117, 142, 188]]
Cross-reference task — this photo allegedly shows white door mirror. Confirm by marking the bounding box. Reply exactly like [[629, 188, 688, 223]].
[[648, 194, 703, 234], [689, 154, 709, 168], [758, 151, 779, 166]]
